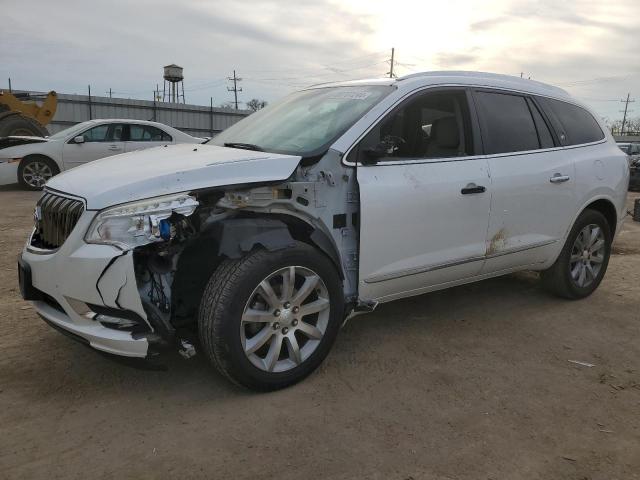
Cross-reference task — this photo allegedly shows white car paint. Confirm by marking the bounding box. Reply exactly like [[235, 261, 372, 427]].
[[47, 144, 302, 209], [0, 119, 202, 187], [19, 71, 629, 362]]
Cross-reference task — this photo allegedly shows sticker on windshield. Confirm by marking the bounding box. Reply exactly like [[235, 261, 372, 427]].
[[326, 90, 372, 100]]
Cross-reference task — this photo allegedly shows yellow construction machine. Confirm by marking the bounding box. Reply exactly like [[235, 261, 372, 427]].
[[0, 90, 57, 137]]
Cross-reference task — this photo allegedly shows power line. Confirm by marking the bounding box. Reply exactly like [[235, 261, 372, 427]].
[[227, 70, 243, 110]]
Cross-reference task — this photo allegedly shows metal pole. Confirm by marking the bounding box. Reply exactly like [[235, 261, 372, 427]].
[[153, 91, 157, 121], [621, 93, 631, 136], [8, 78, 12, 93], [181, 81, 185, 104], [210, 97, 214, 137], [88, 85, 93, 120], [389, 48, 395, 78], [233, 70, 238, 110], [109, 88, 112, 98]]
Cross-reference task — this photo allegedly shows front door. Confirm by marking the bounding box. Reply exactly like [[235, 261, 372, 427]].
[[355, 89, 491, 303], [63, 123, 125, 169]]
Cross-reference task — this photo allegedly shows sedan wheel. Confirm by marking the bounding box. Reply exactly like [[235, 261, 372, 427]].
[[22, 161, 53, 188]]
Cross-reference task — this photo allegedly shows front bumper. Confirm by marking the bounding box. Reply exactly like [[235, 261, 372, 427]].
[[0, 161, 18, 186], [20, 211, 151, 358]]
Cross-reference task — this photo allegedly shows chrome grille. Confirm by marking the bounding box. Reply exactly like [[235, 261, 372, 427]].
[[31, 192, 84, 250]]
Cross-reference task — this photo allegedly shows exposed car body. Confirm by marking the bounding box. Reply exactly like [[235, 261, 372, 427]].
[[0, 119, 203, 189], [18, 71, 629, 390]]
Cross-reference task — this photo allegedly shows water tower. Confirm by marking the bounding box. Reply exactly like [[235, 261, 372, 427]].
[[162, 64, 185, 103]]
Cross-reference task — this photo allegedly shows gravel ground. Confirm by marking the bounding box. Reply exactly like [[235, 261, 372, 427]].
[[1, 185, 639, 480]]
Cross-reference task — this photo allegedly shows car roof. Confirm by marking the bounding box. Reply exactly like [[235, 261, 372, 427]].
[[307, 70, 571, 102]]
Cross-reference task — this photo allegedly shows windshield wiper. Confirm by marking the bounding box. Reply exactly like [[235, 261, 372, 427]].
[[223, 142, 264, 152]]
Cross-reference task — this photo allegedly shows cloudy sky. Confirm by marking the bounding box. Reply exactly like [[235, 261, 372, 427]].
[[2, 0, 638, 122]]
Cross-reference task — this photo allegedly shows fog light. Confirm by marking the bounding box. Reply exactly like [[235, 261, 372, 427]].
[[95, 314, 139, 330]]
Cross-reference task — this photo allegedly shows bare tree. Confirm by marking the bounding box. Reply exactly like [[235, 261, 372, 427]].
[[247, 98, 268, 112]]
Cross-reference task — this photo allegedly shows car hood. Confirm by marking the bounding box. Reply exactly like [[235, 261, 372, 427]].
[[0, 135, 51, 151], [46, 144, 302, 209]]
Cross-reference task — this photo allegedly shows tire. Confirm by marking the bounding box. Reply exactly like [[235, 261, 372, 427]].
[[0, 114, 49, 137], [198, 242, 344, 391], [541, 209, 612, 299], [18, 155, 59, 190]]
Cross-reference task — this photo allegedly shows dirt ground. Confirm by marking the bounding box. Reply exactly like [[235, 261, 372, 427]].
[[1, 185, 639, 480]]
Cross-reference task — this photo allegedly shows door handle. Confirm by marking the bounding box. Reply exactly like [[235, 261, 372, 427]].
[[461, 183, 486, 195], [107, 145, 121, 151], [550, 173, 570, 184]]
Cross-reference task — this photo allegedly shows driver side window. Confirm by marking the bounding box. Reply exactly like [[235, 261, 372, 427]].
[[356, 90, 474, 162]]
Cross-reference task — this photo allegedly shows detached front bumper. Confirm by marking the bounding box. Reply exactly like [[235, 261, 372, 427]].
[[19, 212, 152, 358]]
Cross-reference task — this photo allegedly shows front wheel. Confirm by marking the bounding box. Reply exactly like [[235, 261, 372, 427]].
[[198, 242, 344, 391], [541, 209, 612, 299], [18, 156, 59, 190]]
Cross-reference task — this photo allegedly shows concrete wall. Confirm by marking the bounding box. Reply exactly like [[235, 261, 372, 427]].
[[47, 93, 251, 138]]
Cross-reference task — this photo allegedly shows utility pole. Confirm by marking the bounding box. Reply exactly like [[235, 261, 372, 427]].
[[109, 88, 112, 98], [8, 78, 12, 93], [388, 48, 395, 78], [227, 70, 243, 110], [620, 93, 635, 136]]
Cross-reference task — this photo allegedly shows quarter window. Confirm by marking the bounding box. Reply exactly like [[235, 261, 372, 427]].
[[474, 91, 539, 154], [539, 98, 604, 145]]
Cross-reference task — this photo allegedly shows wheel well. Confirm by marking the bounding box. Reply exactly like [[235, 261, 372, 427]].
[[21, 154, 60, 174], [584, 199, 617, 235], [170, 213, 342, 328]]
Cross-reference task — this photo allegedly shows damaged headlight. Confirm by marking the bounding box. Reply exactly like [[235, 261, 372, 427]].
[[85, 193, 198, 250]]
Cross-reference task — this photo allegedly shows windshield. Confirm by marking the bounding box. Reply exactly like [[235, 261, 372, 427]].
[[209, 85, 393, 157], [47, 121, 94, 140]]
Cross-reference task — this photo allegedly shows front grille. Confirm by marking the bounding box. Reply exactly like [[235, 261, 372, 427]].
[[30, 192, 84, 250]]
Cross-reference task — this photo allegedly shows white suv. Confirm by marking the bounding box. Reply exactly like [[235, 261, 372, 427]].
[[18, 72, 629, 390]]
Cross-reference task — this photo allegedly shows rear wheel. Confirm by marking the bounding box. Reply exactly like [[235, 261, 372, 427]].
[[198, 242, 344, 391], [541, 209, 612, 299], [18, 155, 59, 190]]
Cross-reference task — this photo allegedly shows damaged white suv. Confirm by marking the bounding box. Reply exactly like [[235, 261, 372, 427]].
[[19, 72, 629, 390]]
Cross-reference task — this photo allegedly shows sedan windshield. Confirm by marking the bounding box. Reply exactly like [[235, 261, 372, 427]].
[[209, 85, 393, 157]]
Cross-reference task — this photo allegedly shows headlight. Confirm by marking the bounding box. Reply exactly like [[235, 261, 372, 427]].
[[85, 193, 198, 249]]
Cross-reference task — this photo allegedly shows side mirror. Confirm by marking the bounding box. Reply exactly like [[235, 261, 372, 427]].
[[73, 135, 85, 144], [361, 137, 403, 165]]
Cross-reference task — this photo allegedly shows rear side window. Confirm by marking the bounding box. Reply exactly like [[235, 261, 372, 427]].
[[539, 98, 604, 145], [474, 91, 540, 154], [130, 124, 172, 142]]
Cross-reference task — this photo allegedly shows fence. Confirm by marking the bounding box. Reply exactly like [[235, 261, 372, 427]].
[[44, 92, 251, 138]]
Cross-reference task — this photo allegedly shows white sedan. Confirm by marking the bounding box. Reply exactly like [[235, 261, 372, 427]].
[[0, 119, 203, 189]]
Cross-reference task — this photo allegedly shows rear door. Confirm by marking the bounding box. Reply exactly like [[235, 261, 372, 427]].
[[125, 124, 173, 153], [62, 123, 126, 169], [356, 88, 491, 303], [472, 90, 577, 273]]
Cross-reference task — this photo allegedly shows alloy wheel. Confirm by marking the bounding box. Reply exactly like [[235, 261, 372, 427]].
[[569, 223, 606, 288], [22, 161, 53, 188], [241, 266, 331, 373]]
